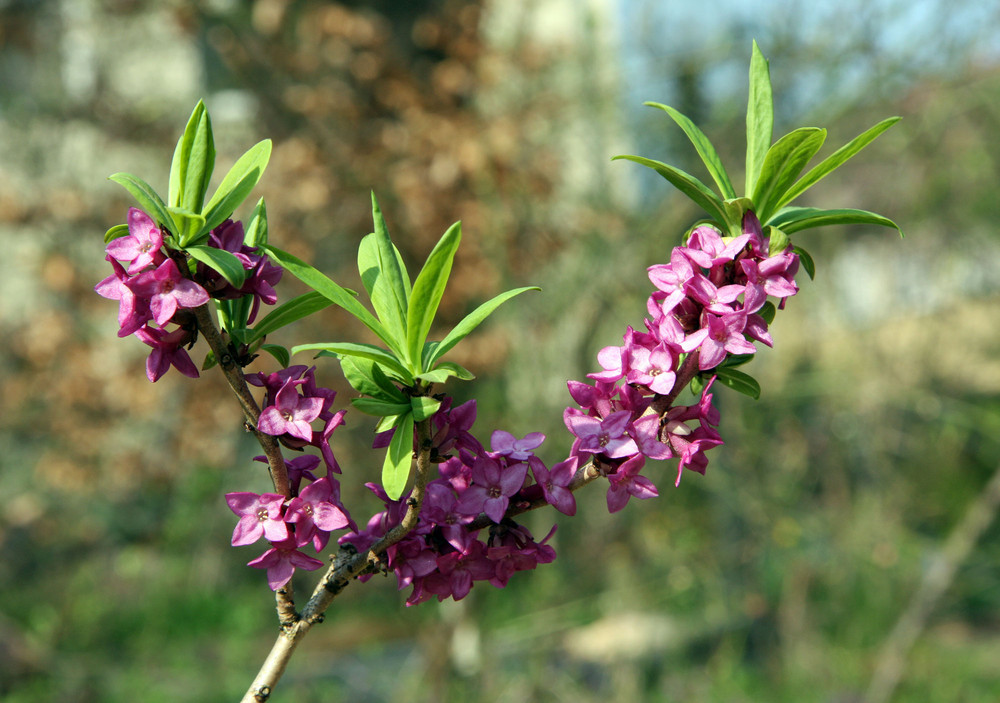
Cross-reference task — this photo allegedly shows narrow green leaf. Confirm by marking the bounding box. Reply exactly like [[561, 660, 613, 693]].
[[202, 350, 218, 371], [168, 207, 208, 248], [218, 295, 253, 335], [765, 225, 790, 257], [407, 221, 461, 370], [752, 127, 827, 223], [353, 398, 413, 417], [291, 342, 413, 384], [759, 301, 777, 324], [104, 223, 129, 244], [767, 206, 902, 236], [202, 139, 272, 234], [775, 116, 902, 210], [746, 40, 773, 197], [713, 367, 761, 400], [410, 396, 442, 422], [793, 245, 816, 280], [362, 194, 410, 354], [339, 355, 408, 401], [383, 412, 415, 500], [259, 343, 290, 368], [262, 244, 404, 356], [428, 286, 540, 368], [169, 100, 215, 212], [416, 361, 475, 384], [247, 291, 332, 343], [645, 102, 736, 199], [108, 173, 175, 235], [718, 353, 755, 369], [185, 244, 247, 288], [613, 155, 738, 235], [244, 197, 268, 247]]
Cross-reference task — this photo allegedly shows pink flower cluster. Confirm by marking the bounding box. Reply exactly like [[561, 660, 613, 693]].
[[94, 208, 282, 382], [341, 399, 566, 606], [228, 365, 352, 590], [564, 211, 800, 501]]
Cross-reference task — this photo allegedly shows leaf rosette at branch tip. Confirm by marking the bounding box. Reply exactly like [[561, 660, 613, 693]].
[[272, 193, 538, 499]]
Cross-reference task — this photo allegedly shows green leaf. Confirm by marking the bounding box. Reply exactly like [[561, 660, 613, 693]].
[[168, 207, 208, 248], [758, 301, 776, 324], [767, 206, 902, 236], [427, 286, 540, 368], [774, 116, 901, 210], [202, 139, 272, 234], [104, 223, 129, 244], [407, 221, 461, 370], [752, 127, 827, 222], [793, 245, 816, 280], [746, 40, 773, 197], [218, 295, 253, 335], [291, 342, 412, 384], [202, 350, 218, 371], [410, 396, 442, 422], [359, 194, 410, 354], [259, 343, 290, 368], [169, 100, 215, 213], [108, 173, 175, 236], [338, 356, 408, 402], [383, 412, 415, 500], [416, 361, 475, 384], [713, 367, 761, 400], [262, 244, 403, 356], [247, 291, 332, 343], [717, 353, 755, 369], [765, 225, 790, 257], [185, 244, 247, 288], [612, 155, 738, 235], [352, 398, 412, 417], [244, 197, 268, 247], [644, 102, 736, 199]]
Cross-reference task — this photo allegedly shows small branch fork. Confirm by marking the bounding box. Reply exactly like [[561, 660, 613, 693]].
[[195, 298, 706, 701]]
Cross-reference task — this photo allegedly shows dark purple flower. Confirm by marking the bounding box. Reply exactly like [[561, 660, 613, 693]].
[[247, 538, 325, 590]]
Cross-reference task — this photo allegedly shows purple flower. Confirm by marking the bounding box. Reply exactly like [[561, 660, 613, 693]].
[[689, 312, 756, 370], [491, 430, 545, 461], [456, 456, 529, 523], [258, 377, 324, 442], [225, 492, 289, 546], [127, 258, 209, 325], [563, 409, 638, 459], [530, 456, 577, 516], [606, 454, 658, 513], [95, 256, 151, 337], [134, 325, 199, 382], [284, 477, 350, 551], [247, 538, 325, 591], [106, 208, 164, 274]]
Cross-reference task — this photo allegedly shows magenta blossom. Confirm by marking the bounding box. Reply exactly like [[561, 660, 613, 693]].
[[457, 456, 529, 523], [491, 430, 545, 460], [106, 208, 164, 274], [530, 456, 577, 516], [225, 492, 289, 546], [247, 538, 325, 591], [258, 377, 325, 442], [606, 454, 658, 513], [284, 477, 350, 551], [127, 258, 209, 325]]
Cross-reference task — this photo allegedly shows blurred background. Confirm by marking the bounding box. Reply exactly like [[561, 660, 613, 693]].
[[2, 0, 999, 701]]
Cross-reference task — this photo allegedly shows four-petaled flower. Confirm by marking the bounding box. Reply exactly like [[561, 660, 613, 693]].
[[258, 378, 325, 442], [225, 492, 290, 546]]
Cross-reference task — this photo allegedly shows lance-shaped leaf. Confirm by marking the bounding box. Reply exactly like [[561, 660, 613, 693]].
[[426, 286, 540, 369], [104, 223, 129, 244], [793, 245, 816, 280], [262, 244, 405, 357], [407, 221, 461, 369], [218, 295, 253, 336], [338, 355, 409, 401], [353, 398, 412, 417], [169, 207, 208, 248], [767, 206, 902, 236], [202, 139, 272, 234], [410, 396, 442, 422], [746, 40, 773, 197], [612, 155, 738, 235], [416, 360, 475, 385], [358, 194, 410, 353], [645, 102, 736, 200], [774, 116, 901, 211], [713, 367, 761, 400], [383, 411, 415, 500], [169, 100, 215, 213], [247, 291, 332, 343], [292, 341, 413, 385], [259, 343, 290, 368], [185, 243, 247, 288], [108, 173, 175, 236], [243, 197, 268, 247], [752, 127, 827, 223]]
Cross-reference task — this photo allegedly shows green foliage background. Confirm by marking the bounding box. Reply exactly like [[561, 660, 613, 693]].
[[1, 1, 998, 701]]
